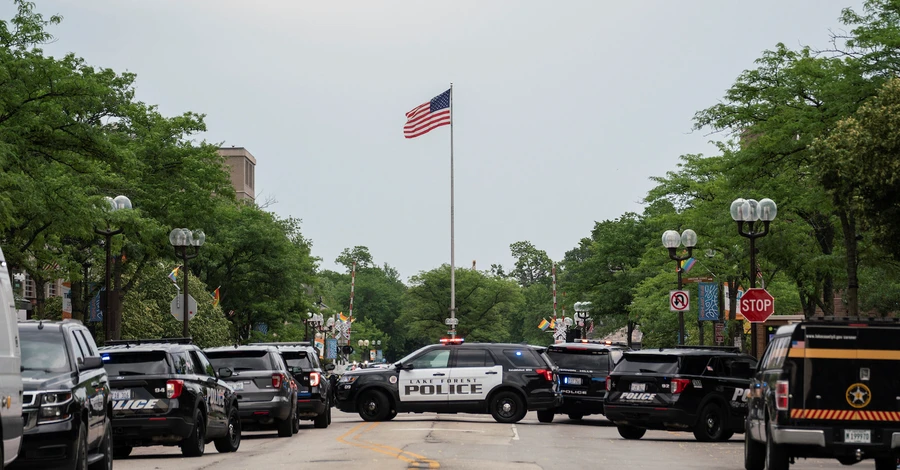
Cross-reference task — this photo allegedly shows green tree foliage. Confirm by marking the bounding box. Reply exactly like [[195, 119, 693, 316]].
[[335, 246, 374, 271], [509, 241, 553, 287]]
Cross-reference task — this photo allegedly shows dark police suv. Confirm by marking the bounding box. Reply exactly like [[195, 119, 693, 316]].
[[204, 345, 299, 436], [252, 342, 336, 429], [100, 339, 241, 458], [335, 339, 561, 423], [744, 319, 900, 470], [14, 320, 112, 470], [605, 346, 756, 442], [539, 342, 625, 423]]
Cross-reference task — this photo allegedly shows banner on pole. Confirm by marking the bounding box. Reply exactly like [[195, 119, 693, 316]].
[[698, 282, 720, 321], [325, 338, 337, 359]]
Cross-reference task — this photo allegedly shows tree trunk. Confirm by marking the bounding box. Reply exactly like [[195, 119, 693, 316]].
[[838, 208, 860, 316]]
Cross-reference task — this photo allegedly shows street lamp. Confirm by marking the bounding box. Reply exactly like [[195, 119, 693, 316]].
[[169, 228, 205, 338], [305, 312, 324, 341], [95, 195, 132, 342], [662, 228, 697, 345], [730, 198, 777, 357], [573, 301, 592, 340]]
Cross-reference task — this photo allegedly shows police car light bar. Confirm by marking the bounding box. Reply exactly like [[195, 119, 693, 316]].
[[439, 338, 465, 344]]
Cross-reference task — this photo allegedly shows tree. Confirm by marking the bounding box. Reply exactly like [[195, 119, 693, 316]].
[[509, 241, 553, 287], [335, 246, 374, 272]]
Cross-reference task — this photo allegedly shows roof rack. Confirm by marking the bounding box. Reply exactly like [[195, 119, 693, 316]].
[[674, 345, 741, 353], [250, 342, 313, 347], [104, 337, 193, 346]]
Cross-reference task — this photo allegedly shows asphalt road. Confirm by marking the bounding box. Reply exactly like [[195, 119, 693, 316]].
[[118, 411, 872, 469]]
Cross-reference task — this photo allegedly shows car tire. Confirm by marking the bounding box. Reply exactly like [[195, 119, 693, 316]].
[[537, 410, 554, 423], [314, 407, 329, 428], [112, 447, 132, 460], [89, 421, 113, 470], [74, 421, 89, 470], [358, 391, 391, 422], [764, 420, 789, 470], [617, 425, 646, 440], [292, 409, 301, 434], [693, 402, 728, 442], [386, 409, 397, 421], [327, 404, 333, 425], [181, 411, 206, 457], [568, 413, 583, 421], [213, 407, 241, 453], [489, 391, 526, 424], [743, 423, 764, 470], [874, 457, 897, 470], [276, 412, 294, 437]]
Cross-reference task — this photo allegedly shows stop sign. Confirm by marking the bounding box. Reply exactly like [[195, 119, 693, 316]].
[[740, 288, 775, 323]]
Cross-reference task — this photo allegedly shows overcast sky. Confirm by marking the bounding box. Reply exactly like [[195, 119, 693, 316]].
[[11, 0, 864, 280]]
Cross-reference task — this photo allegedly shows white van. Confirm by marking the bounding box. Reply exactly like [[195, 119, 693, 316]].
[[0, 247, 22, 467]]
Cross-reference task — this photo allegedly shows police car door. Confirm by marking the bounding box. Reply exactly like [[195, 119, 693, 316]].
[[448, 348, 502, 401], [398, 347, 451, 403]]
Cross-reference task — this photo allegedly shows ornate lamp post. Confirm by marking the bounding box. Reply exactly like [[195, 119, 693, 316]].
[[169, 228, 205, 338], [662, 229, 698, 345], [95, 195, 132, 342], [730, 198, 777, 357], [573, 301, 593, 340]]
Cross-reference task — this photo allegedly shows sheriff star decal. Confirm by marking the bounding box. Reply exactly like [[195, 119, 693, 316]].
[[846, 383, 872, 409]]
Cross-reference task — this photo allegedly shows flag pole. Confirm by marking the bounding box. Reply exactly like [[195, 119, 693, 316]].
[[449, 83, 456, 339]]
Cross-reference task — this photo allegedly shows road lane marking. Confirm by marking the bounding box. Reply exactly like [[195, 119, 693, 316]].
[[336, 422, 440, 468], [390, 428, 486, 433], [512, 424, 520, 440]]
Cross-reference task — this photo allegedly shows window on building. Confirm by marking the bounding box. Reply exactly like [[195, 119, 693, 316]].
[[48, 282, 57, 297], [24, 277, 35, 299]]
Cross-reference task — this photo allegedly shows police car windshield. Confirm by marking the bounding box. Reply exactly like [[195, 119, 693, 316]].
[[396, 345, 433, 365], [282, 351, 314, 369], [20, 329, 71, 374], [102, 351, 170, 376], [548, 350, 610, 372], [616, 355, 679, 375]]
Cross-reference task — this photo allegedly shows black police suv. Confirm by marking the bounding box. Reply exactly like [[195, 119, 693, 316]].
[[14, 320, 113, 470], [335, 339, 561, 423], [539, 342, 625, 423], [744, 319, 900, 470], [252, 342, 336, 429], [100, 339, 241, 458], [605, 346, 757, 442], [204, 345, 299, 437]]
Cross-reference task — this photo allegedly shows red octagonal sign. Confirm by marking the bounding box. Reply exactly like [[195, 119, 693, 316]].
[[740, 288, 775, 323]]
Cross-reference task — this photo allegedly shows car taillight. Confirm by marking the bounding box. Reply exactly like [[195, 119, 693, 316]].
[[536, 369, 553, 381], [272, 373, 284, 389], [309, 371, 321, 387], [671, 378, 690, 394], [605, 376, 611, 392], [775, 380, 789, 411], [166, 380, 184, 399]]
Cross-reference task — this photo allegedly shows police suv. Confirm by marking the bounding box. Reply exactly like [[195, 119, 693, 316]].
[[539, 342, 625, 423], [744, 319, 900, 470], [605, 346, 757, 441], [335, 339, 562, 423]]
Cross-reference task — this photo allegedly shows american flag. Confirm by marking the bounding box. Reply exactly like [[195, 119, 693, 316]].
[[404, 89, 451, 138]]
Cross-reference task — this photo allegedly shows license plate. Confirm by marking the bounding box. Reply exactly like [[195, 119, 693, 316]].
[[564, 377, 583, 386], [111, 389, 131, 400], [229, 382, 244, 391], [630, 383, 646, 392], [844, 429, 871, 444]]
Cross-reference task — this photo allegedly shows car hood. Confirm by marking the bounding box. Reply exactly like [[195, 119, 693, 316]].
[[345, 368, 396, 377], [21, 371, 75, 391]]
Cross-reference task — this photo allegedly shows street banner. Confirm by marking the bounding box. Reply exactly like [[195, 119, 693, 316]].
[[89, 289, 103, 323], [698, 282, 719, 321], [314, 337, 325, 359], [325, 338, 337, 359]]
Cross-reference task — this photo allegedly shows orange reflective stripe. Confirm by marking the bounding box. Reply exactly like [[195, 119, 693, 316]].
[[791, 409, 900, 421], [787, 348, 900, 359]]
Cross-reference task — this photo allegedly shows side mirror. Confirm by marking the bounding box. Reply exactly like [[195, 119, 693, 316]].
[[81, 356, 104, 371], [218, 367, 233, 379], [396, 362, 412, 371], [325, 363, 336, 372]]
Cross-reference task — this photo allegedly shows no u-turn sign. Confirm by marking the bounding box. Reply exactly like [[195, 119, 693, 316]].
[[670, 290, 690, 312]]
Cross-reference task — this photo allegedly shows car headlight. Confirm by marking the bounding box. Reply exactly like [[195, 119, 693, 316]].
[[41, 392, 72, 405], [339, 375, 359, 384]]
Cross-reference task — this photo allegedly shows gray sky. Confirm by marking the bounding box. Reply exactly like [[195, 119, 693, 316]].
[[13, 0, 863, 280]]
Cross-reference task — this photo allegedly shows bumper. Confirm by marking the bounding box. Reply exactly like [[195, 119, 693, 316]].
[[239, 396, 293, 423], [556, 395, 606, 415], [335, 386, 358, 413], [526, 393, 563, 411], [295, 396, 327, 418], [772, 424, 900, 457], [604, 404, 693, 429], [10, 419, 77, 470], [111, 415, 194, 447]]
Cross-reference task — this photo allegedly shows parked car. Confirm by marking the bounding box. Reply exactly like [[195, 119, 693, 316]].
[[539, 342, 625, 422], [335, 339, 562, 423], [605, 346, 756, 442], [100, 339, 241, 458], [204, 345, 299, 436], [14, 320, 112, 470], [0, 248, 23, 468], [744, 319, 900, 470], [252, 342, 335, 428]]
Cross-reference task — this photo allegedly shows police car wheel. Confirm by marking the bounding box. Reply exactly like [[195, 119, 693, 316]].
[[743, 426, 764, 470], [489, 391, 526, 423], [568, 413, 583, 421], [873, 457, 897, 470], [181, 411, 206, 457], [113, 446, 132, 459], [387, 409, 397, 421], [764, 420, 789, 470], [693, 403, 727, 442], [358, 391, 391, 422], [617, 425, 646, 440], [537, 410, 554, 423]]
